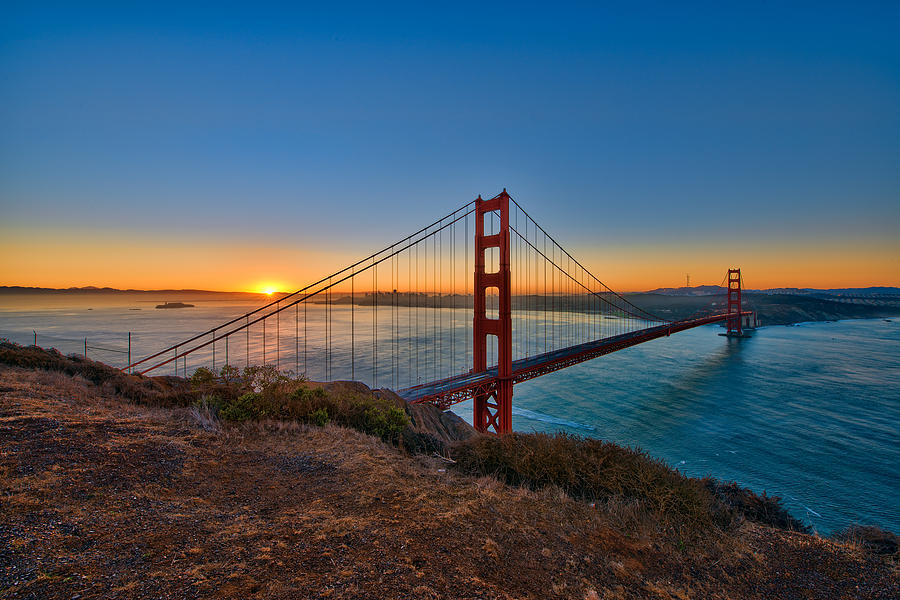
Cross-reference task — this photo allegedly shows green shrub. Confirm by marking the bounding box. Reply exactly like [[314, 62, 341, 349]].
[[284, 386, 410, 442], [220, 392, 264, 422], [310, 407, 330, 427], [189, 367, 217, 388], [363, 405, 409, 443], [209, 384, 411, 444], [451, 432, 735, 535], [289, 386, 328, 409]]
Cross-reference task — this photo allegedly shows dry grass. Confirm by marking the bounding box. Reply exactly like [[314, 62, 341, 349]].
[[0, 341, 196, 406], [1, 358, 898, 599]]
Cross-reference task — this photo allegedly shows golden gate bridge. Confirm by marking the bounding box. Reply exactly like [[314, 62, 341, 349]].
[[124, 190, 750, 434]]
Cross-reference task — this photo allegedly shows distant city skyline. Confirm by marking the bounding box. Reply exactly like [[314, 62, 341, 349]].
[[2, 2, 898, 292]]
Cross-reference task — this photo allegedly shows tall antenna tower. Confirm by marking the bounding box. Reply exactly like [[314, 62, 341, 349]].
[[686, 273, 690, 288]]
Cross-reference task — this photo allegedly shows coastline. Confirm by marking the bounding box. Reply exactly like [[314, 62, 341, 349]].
[[745, 314, 900, 329]]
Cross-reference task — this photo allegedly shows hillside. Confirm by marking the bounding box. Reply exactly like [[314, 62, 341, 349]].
[[624, 292, 900, 326], [1, 349, 897, 599]]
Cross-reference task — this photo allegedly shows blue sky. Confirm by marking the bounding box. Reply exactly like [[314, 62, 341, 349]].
[[1, 2, 898, 289]]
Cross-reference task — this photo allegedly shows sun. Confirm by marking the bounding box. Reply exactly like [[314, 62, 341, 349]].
[[253, 282, 282, 296]]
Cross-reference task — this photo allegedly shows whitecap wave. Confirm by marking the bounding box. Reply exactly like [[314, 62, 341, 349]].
[[512, 406, 596, 431]]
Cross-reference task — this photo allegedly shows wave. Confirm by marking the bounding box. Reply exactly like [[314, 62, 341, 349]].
[[512, 406, 596, 431]]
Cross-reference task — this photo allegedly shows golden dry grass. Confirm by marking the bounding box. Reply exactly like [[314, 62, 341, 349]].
[[1, 364, 897, 599]]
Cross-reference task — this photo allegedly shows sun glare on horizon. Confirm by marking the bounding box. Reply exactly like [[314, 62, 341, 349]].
[[253, 283, 283, 296]]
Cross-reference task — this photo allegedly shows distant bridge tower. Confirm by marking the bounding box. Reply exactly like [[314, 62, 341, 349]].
[[726, 268, 742, 336], [473, 190, 513, 434]]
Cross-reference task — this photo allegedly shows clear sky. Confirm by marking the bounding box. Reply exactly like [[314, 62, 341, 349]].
[[1, 1, 898, 292]]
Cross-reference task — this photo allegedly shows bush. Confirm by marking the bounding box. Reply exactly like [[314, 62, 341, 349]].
[[832, 525, 899, 559], [451, 432, 735, 534], [193, 394, 223, 412], [202, 382, 411, 443], [220, 392, 264, 422], [363, 406, 409, 443], [310, 407, 329, 427], [288, 386, 329, 415], [401, 429, 446, 455], [284, 386, 411, 442], [241, 364, 291, 392], [189, 367, 217, 388], [704, 480, 809, 533]]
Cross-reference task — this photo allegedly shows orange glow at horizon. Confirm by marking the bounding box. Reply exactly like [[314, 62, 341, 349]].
[[254, 284, 284, 296], [1, 228, 898, 293]]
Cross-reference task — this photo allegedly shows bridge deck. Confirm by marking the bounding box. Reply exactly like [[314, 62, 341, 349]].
[[397, 312, 750, 409]]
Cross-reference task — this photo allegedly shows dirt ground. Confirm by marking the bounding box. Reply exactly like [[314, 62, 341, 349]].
[[1, 365, 897, 599]]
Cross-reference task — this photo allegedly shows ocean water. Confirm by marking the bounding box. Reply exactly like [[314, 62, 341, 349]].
[[495, 318, 900, 535], [1, 294, 898, 534]]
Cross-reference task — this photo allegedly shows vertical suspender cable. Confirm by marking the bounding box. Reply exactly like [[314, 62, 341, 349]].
[[373, 257, 377, 388], [450, 218, 454, 376], [465, 211, 469, 372], [407, 246, 412, 388], [303, 302, 307, 377], [434, 227, 438, 381], [438, 225, 442, 382], [416, 240, 420, 384], [351, 272, 355, 380]]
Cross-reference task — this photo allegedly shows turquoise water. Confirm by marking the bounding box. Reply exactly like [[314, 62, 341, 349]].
[[1, 295, 898, 534], [486, 319, 900, 534]]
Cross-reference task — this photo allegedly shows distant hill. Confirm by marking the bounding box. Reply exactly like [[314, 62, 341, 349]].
[[625, 291, 900, 326], [0, 286, 284, 300], [762, 287, 900, 297], [644, 285, 726, 296], [0, 286, 231, 295], [645, 285, 900, 298]]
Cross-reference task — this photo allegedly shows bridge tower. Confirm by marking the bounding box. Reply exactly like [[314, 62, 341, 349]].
[[726, 268, 742, 336], [473, 190, 513, 434]]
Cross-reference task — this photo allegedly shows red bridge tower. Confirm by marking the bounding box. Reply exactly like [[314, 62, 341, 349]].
[[726, 268, 742, 336], [473, 190, 513, 434]]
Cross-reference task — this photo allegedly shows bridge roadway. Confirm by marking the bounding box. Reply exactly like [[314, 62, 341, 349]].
[[398, 312, 751, 409]]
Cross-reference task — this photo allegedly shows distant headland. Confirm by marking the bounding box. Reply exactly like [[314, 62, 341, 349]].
[[0, 286, 267, 297], [2, 285, 898, 326]]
